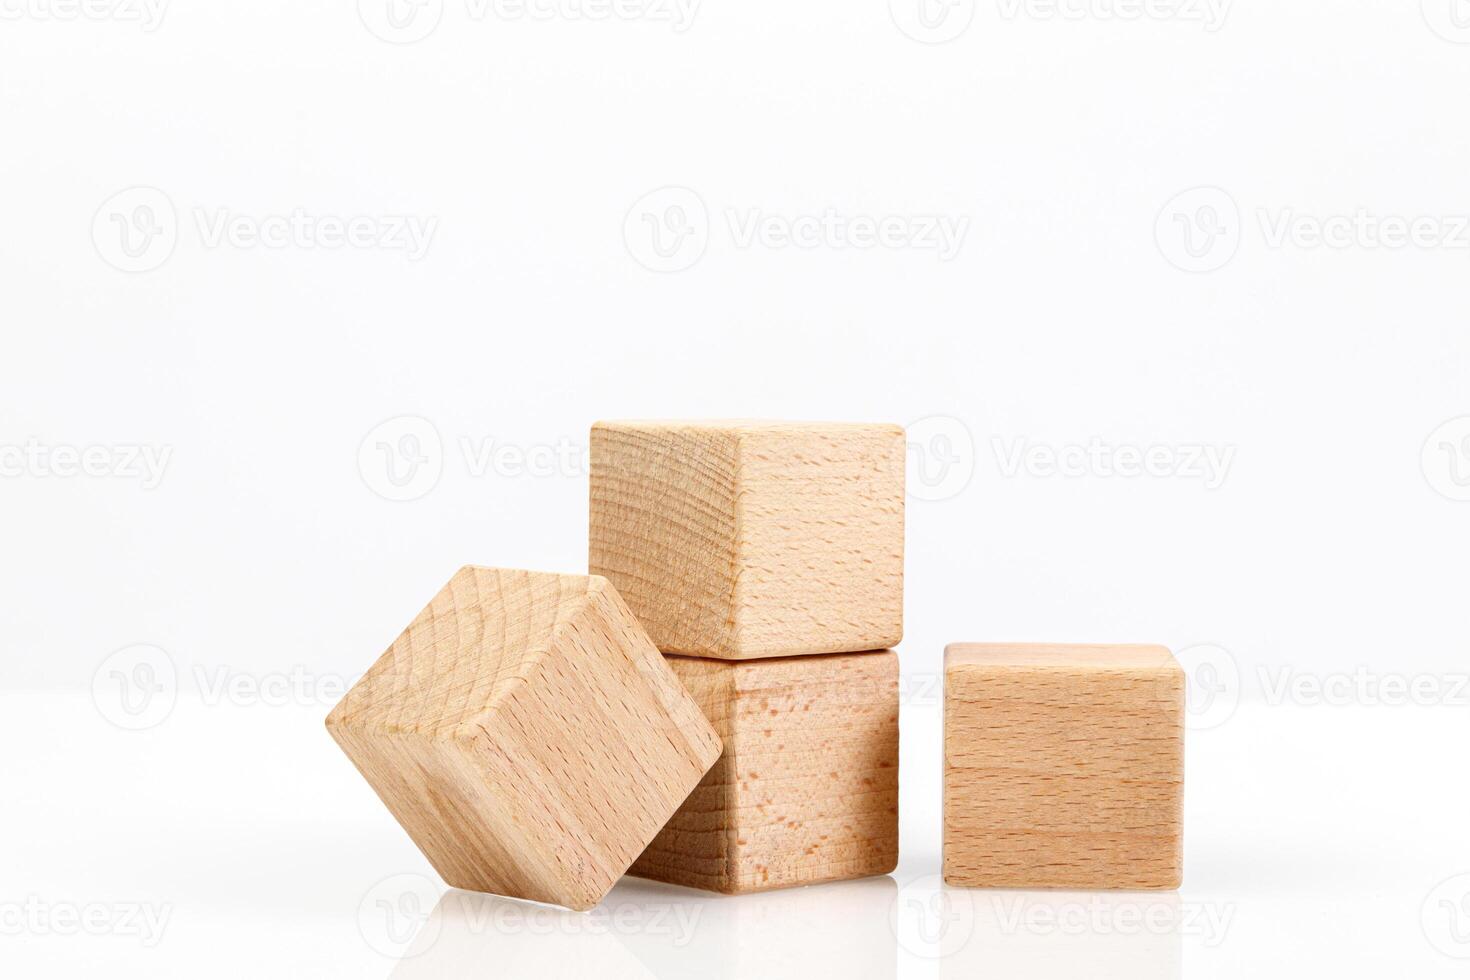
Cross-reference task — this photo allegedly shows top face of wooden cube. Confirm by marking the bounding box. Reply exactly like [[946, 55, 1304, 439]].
[[943, 642, 1184, 890], [329, 567, 597, 737], [327, 567, 723, 910], [945, 642, 1180, 673], [589, 420, 905, 660]]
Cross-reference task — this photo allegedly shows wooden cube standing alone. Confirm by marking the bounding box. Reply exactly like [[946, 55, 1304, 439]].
[[943, 643, 1185, 890], [326, 567, 723, 911], [630, 651, 900, 893], [589, 420, 905, 660]]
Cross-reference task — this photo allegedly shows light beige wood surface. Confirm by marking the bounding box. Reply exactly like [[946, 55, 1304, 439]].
[[326, 566, 723, 911], [630, 651, 899, 894], [589, 420, 905, 660], [943, 643, 1184, 890]]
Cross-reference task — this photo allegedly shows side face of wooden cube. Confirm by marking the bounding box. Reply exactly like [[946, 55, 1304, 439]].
[[327, 566, 722, 911], [630, 651, 900, 894], [589, 423, 742, 658], [589, 420, 905, 660], [942, 643, 1184, 890]]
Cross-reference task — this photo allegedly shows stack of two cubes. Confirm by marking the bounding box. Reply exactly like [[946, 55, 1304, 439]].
[[327, 421, 903, 910], [592, 421, 905, 896]]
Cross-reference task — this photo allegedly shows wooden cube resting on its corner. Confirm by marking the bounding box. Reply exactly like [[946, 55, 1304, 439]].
[[943, 643, 1185, 890], [630, 651, 900, 894], [326, 566, 723, 911], [589, 420, 905, 660]]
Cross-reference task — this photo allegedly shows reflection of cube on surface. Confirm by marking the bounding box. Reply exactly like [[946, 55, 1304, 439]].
[[589, 420, 905, 660], [943, 643, 1185, 890], [327, 566, 722, 911], [631, 651, 900, 893]]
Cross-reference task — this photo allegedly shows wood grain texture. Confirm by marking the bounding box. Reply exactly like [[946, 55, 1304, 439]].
[[326, 566, 723, 911], [589, 420, 905, 660], [630, 651, 899, 894], [943, 643, 1184, 890]]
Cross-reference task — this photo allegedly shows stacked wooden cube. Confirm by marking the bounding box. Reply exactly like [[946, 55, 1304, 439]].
[[590, 421, 904, 894]]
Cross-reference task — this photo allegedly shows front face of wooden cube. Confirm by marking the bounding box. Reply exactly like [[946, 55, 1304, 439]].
[[630, 651, 900, 894], [943, 644, 1184, 890], [326, 567, 722, 911], [589, 421, 905, 660]]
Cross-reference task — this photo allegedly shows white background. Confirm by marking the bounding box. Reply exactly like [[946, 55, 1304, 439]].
[[3, 0, 1469, 976]]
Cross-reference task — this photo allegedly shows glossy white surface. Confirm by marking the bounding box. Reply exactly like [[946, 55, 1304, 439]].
[[3, 692, 1466, 977]]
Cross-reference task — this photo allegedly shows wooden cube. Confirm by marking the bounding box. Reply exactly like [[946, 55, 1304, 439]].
[[943, 643, 1184, 889], [630, 651, 899, 893], [589, 420, 905, 660], [326, 566, 723, 911]]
